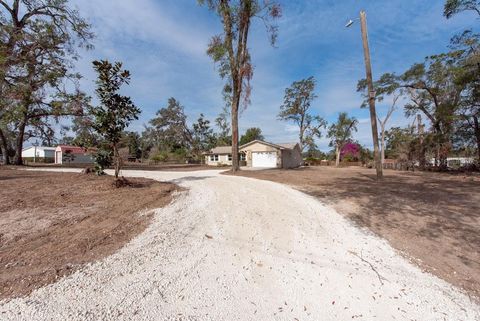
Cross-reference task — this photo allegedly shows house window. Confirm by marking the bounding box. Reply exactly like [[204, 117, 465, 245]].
[[240, 153, 246, 161], [228, 154, 232, 161], [210, 154, 219, 161]]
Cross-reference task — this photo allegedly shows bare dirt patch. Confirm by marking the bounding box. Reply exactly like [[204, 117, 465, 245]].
[[232, 166, 480, 300], [0, 168, 177, 300]]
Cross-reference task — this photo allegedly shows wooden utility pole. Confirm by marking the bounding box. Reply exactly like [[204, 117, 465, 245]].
[[360, 10, 383, 179]]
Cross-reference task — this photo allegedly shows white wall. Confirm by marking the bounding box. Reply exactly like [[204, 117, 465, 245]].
[[22, 147, 55, 158]]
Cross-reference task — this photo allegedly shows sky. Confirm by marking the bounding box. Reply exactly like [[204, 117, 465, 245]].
[[66, 0, 478, 151]]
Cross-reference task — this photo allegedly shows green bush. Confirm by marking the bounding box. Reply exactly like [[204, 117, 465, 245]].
[[150, 152, 168, 163]]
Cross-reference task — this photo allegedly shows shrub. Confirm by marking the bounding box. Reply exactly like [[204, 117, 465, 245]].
[[150, 152, 169, 163]]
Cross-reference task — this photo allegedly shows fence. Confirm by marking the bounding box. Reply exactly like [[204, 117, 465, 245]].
[[304, 160, 363, 167]]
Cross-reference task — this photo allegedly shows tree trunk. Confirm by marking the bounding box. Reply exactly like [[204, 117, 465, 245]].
[[14, 118, 27, 165], [0, 128, 10, 165], [473, 115, 480, 163], [417, 114, 425, 170], [113, 144, 120, 179], [231, 94, 240, 173], [335, 145, 340, 167], [381, 129, 385, 166]]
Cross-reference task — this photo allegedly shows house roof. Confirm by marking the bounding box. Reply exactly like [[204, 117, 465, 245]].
[[22, 146, 56, 151], [208, 146, 232, 154], [239, 140, 299, 150], [206, 141, 299, 154], [276, 143, 299, 150], [56, 145, 96, 155]]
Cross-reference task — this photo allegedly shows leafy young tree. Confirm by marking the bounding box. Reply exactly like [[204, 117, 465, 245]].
[[0, 0, 93, 165], [239, 127, 264, 145], [200, 0, 281, 173], [278, 77, 326, 151], [327, 112, 358, 167], [90, 60, 140, 179]]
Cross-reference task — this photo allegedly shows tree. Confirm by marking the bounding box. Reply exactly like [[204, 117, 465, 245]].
[[90, 60, 140, 179], [377, 95, 399, 164], [148, 97, 192, 152], [358, 73, 400, 165], [60, 115, 99, 148], [200, 0, 281, 173], [340, 142, 361, 162], [0, 0, 93, 165], [191, 114, 216, 159], [450, 30, 480, 162], [371, 55, 464, 169], [122, 131, 142, 160], [444, 0, 480, 18], [215, 105, 231, 146], [400, 57, 463, 168], [239, 127, 264, 145], [327, 112, 358, 166], [278, 76, 326, 151]]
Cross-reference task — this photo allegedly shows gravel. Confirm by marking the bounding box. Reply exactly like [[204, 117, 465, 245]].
[[1, 169, 479, 320]]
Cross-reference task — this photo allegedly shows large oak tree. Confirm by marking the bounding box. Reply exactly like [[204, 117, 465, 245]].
[[0, 0, 93, 164]]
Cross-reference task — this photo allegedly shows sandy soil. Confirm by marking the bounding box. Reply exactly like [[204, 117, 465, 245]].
[[0, 168, 176, 299], [233, 166, 480, 301], [0, 169, 478, 320]]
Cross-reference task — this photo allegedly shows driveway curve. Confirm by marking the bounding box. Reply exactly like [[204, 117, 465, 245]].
[[1, 169, 479, 320]]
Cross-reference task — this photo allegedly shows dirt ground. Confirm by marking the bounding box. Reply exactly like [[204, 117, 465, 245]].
[[0, 168, 176, 300], [234, 166, 480, 300]]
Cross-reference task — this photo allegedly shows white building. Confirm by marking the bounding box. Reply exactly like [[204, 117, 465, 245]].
[[21, 146, 56, 163]]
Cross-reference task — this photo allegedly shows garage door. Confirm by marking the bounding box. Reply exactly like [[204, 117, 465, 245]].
[[252, 152, 277, 168]]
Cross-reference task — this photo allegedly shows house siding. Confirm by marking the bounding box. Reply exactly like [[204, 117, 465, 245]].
[[281, 145, 303, 169], [240, 142, 280, 168], [205, 154, 232, 166]]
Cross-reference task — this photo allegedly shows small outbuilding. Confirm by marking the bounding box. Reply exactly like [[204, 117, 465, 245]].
[[54, 145, 95, 165], [205, 140, 302, 169], [21, 146, 56, 163]]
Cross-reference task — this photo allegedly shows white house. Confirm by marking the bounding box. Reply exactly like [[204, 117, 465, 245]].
[[55, 145, 96, 164], [205, 140, 303, 169], [21, 146, 56, 163]]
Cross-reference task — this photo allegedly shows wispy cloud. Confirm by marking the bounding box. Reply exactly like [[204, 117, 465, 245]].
[[61, 0, 478, 151]]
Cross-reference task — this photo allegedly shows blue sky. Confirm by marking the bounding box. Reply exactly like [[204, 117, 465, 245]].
[[68, 0, 478, 151]]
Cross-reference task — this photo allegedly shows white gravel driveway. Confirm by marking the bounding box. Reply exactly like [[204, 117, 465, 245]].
[[1, 169, 479, 321]]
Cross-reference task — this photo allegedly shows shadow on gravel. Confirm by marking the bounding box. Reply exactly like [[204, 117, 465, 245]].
[[171, 176, 214, 184]]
